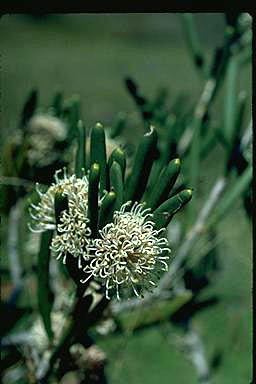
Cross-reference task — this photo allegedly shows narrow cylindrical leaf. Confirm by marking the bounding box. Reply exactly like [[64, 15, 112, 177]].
[[88, 163, 100, 238], [75, 120, 86, 178], [51, 90, 63, 117], [180, 13, 205, 72], [90, 122, 108, 195], [125, 127, 158, 203], [64, 95, 80, 143], [108, 147, 126, 181], [54, 192, 68, 229], [153, 189, 192, 229], [125, 77, 152, 122], [109, 112, 126, 139], [37, 230, 54, 341], [224, 57, 239, 144], [110, 161, 123, 212], [145, 116, 178, 199], [146, 158, 181, 210], [65, 254, 90, 297], [98, 191, 116, 230], [20, 89, 38, 128]]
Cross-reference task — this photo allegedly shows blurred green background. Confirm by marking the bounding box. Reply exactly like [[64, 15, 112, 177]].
[[1, 13, 252, 384]]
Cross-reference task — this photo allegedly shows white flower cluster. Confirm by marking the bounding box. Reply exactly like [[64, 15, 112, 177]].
[[29, 169, 170, 299], [27, 114, 67, 167], [29, 168, 91, 265], [81, 202, 170, 299]]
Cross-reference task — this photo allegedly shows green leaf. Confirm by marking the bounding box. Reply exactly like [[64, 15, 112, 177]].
[[98, 191, 116, 230], [90, 122, 108, 195], [54, 192, 68, 228], [153, 189, 192, 229], [20, 89, 38, 129], [75, 120, 86, 178], [125, 127, 158, 203], [224, 57, 239, 144], [180, 13, 205, 74], [51, 90, 63, 117], [108, 147, 126, 181], [88, 163, 100, 238], [145, 158, 181, 210], [37, 230, 54, 341], [109, 112, 126, 139], [110, 161, 123, 212], [63, 95, 80, 143]]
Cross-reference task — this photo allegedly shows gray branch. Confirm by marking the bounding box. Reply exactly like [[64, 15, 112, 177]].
[[1, 175, 48, 189], [175, 325, 211, 384]]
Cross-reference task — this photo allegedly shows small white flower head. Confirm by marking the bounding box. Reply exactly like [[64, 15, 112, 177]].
[[29, 168, 91, 265], [81, 201, 170, 300], [29, 168, 89, 232], [27, 114, 67, 167]]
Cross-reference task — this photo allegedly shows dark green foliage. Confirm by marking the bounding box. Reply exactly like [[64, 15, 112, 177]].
[[90, 122, 108, 194], [37, 230, 54, 341], [62, 95, 80, 143], [125, 77, 152, 123], [1, 13, 251, 384], [54, 192, 68, 228], [98, 191, 116, 230], [88, 163, 100, 238], [51, 90, 63, 117], [75, 120, 86, 177], [153, 189, 192, 229], [180, 14, 205, 72], [109, 112, 127, 139], [108, 147, 126, 181], [19, 88, 38, 129], [110, 160, 123, 212], [125, 127, 158, 203], [145, 158, 181, 210]]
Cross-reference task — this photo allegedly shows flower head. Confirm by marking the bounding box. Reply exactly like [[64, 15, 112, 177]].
[[27, 114, 67, 167], [29, 168, 91, 265], [29, 168, 89, 232], [81, 201, 170, 300]]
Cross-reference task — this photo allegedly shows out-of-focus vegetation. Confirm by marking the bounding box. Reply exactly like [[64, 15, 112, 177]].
[[0, 13, 252, 384]]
